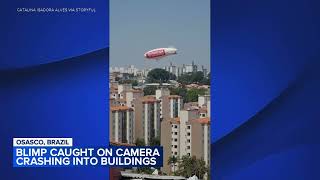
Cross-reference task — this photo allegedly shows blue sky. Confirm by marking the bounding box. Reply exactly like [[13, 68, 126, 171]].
[[110, 0, 210, 69]]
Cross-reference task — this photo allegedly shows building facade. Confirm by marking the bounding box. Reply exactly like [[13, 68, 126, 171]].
[[110, 106, 134, 144], [161, 97, 211, 175], [142, 96, 161, 145]]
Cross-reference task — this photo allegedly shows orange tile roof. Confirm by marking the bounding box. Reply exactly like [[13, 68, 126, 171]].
[[141, 96, 160, 103], [192, 117, 210, 125], [185, 102, 198, 106], [110, 86, 118, 90], [128, 89, 143, 93], [168, 95, 181, 99], [110, 105, 133, 111]]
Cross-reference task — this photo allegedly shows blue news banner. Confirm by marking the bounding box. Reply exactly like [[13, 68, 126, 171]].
[[12, 138, 163, 167]]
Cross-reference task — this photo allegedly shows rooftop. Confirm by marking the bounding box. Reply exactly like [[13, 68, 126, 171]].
[[168, 95, 182, 99], [110, 89, 118, 93], [128, 89, 143, 93], [142, 95, 160, 103], [191, 117, 210, 125], [110, 105, 133, 112]]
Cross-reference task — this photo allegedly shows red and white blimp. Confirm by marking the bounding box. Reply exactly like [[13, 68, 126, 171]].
[[144, 47, 177, 60]]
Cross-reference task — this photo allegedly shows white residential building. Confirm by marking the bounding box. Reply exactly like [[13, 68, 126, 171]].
[[110, 106, 134, 144]]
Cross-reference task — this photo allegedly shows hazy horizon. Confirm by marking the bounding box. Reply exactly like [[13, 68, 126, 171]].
[[110, 0, 210, 69]]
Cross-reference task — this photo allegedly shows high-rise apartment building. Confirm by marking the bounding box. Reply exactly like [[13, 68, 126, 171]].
[[141, 96, 161, 145], [110, 105, 134, 144], [161, 97, 211, 175]]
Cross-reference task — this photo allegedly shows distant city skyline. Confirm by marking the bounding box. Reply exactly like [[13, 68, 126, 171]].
[[109, 61, 209, 70], [110, 0, 210, 69], [110, 61, 209, 76]]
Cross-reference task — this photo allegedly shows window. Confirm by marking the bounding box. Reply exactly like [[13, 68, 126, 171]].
[[174, 138, 177, 142], [187, 126, 191, 129], [187, 139, 190, 143], [174, 132, 178, 135], [174, 125, 178, 128], [174, 145, 177, 148], [187, 132, 191, 136], [187, 146, 190, 149]]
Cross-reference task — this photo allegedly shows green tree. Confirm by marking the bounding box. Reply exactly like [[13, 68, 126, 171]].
[[135, 138, 145, 146], [186, 89, 199, 102], [169, 87, 208, 103], [170, 87, 188, 102], [176, 156, 208, 179], [131, 80, 139, 86], [194, 158, 208, 179], [178, 71, 208, 85], [143, 86, 157, 96], [119, 79, 139, 86], [136, 167, 153, 174], [167, 156, 178, 174], [149, 137, 160, 146], [147, 68, 176, 83], [192, 71, 204, 83], [176, 155, 194, 177], [177, 73, 192, 84], [201, 72, 210, 85], [186, 88, 207, 102]]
